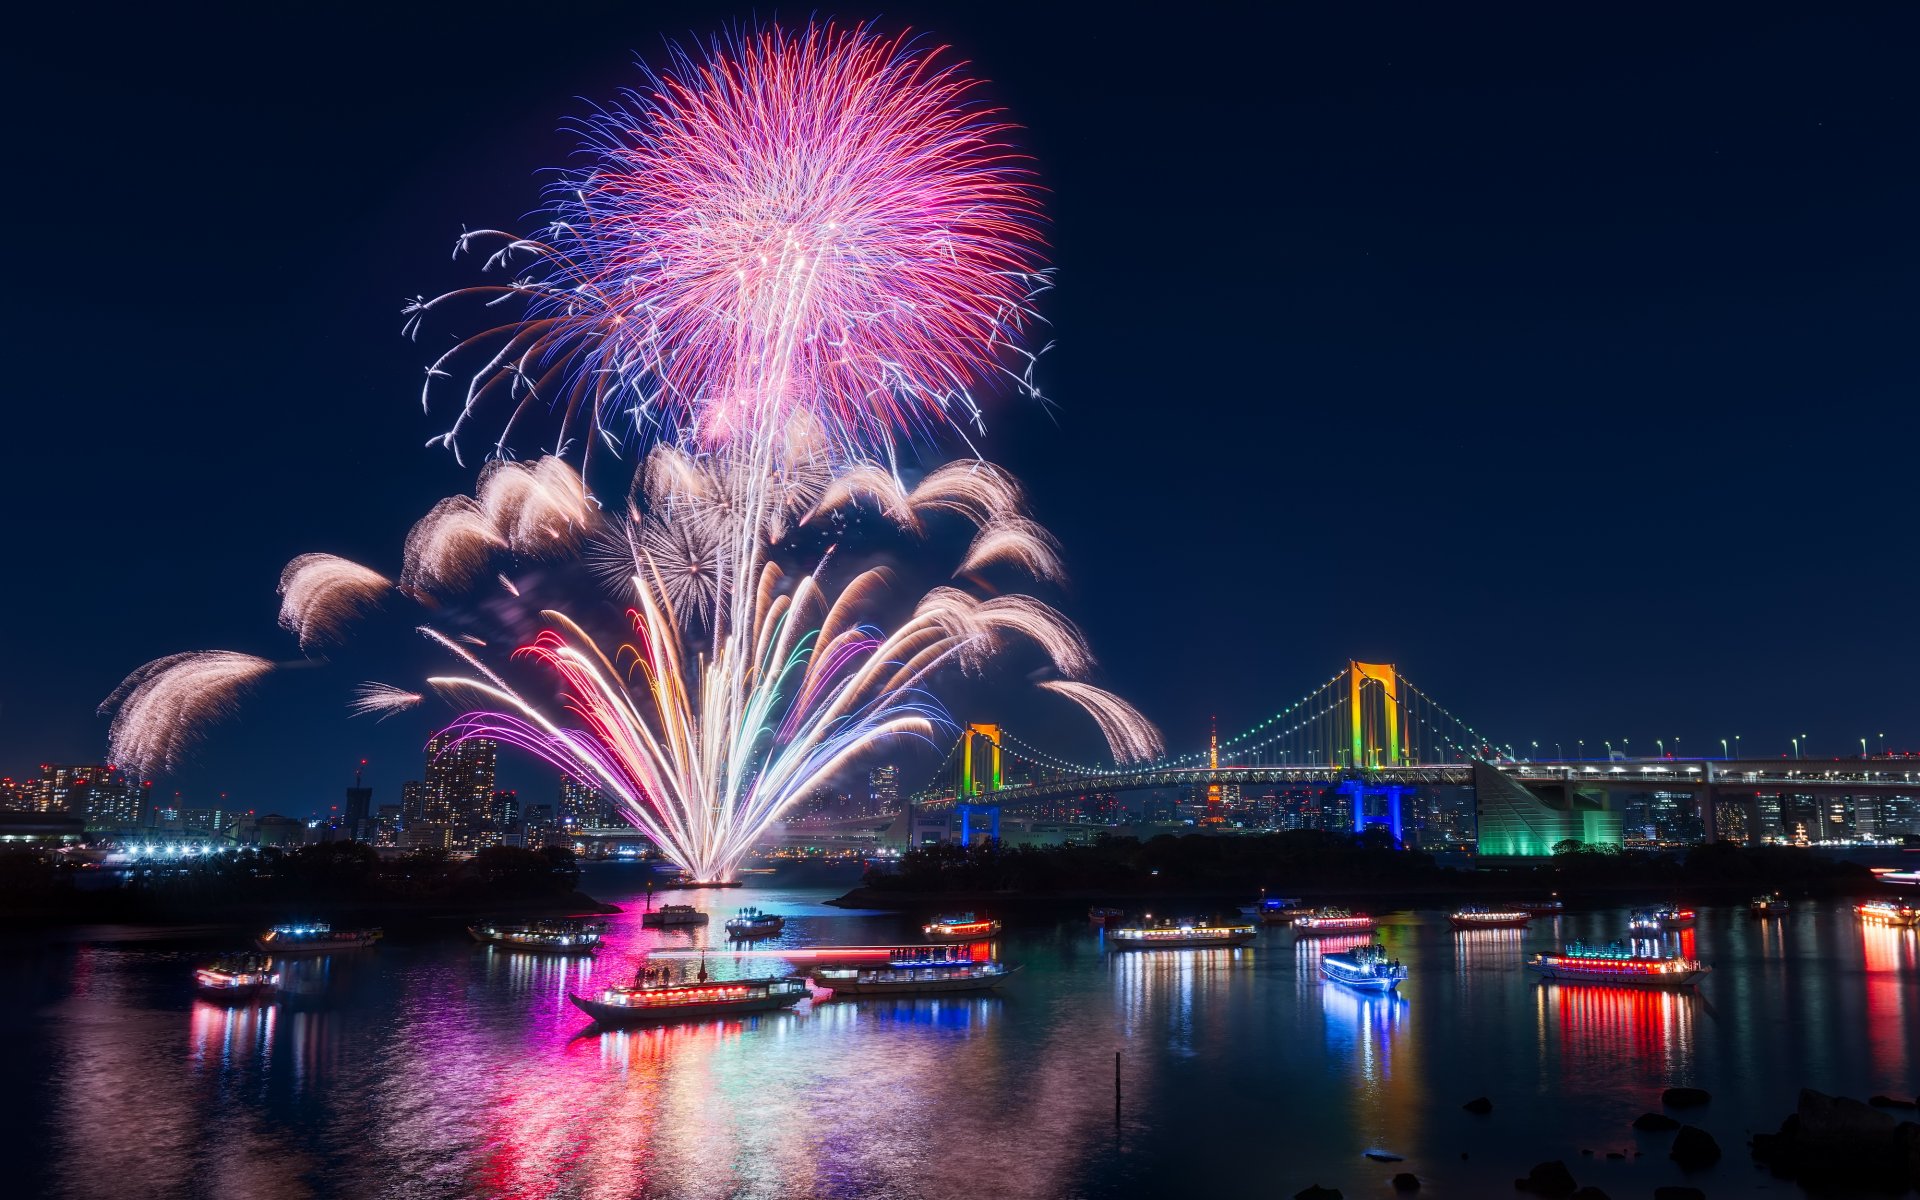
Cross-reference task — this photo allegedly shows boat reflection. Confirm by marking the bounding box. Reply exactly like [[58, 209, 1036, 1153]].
[[1534, 981, 1696, 1085], [1453, 927, 1526, 971], [1860, 922, 1917, 1071], [189, 997, 277, 1070], [1111, 944, 1250, 1056], [1320, 978, 1409, 1086]]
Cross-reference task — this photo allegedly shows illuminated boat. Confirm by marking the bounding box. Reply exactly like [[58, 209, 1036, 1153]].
[[568, 976, 809, 1025], [253, 922, 382, 953], [1292, 907, 1376, 935], [724, 907, 785, 939], [1856, 900, 1920, 927], [1880, 870, 1920, 888], [1526, 942, 1710, 989], [670, 876, 746, 888], [641, 904, 709, 928], [923, 913, 1002, 942], [1088, 906, 1125, 927], [1628, 906, 1695, 933], [1749, 893, 1791, 918], [1243, 896, 1304, 925], [1108, 918, 1257, 949], [1319, 942, 1407, 993], [1517, 898, 1565, 915], [468, 917, 605, 952], [810, 946, 1018, 995], [194, 954, 281, 999], [1447, 906, 1532, 930]]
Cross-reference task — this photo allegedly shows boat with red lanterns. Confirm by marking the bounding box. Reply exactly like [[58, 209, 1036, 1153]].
[[1447, 906, 1532, 930], [923, 913, 1002, 942], [1108, 917, 1257, 950], [1292, 907, 1376, 936], [568, 975, 810, 1025], [1856, 900, 1920, 927], [1526, 941, 1710, 989]]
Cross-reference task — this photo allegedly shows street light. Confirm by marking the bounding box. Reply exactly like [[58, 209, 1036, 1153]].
[[1720, 738, 1729, 759], [1656, 739, 1666, 757], [1861, 737, 1869, 759], [1555, 742, 1564, 760], [1792, 736, 1801, 760], [1577, 739, 1585, 759]]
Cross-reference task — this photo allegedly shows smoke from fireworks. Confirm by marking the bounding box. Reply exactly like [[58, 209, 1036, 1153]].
[[100, 652, 275, 773], [407, 22, 1048, 465]]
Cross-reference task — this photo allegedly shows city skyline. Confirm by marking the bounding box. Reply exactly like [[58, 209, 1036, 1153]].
[[3, 3, 1917, 810]]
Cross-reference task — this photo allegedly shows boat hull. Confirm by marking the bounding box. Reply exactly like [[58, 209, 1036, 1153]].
[[468, 928, 600, 953], [253, 936, 378, 954], [1448, 915, 1531, 930], [641, 914, 710, 928], [1109, 931, 1256, 950], [1294, 921, 1375, 937], [815, 972, 1014, 996], [1527, 962, 1708, 989], [568, 990, 803, 1026], [925, 926, 1000, 943], [1319, 965, 1402, 993]]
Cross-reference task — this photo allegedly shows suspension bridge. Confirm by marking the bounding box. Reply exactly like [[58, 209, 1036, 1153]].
[[899, 661, 1920, 852]]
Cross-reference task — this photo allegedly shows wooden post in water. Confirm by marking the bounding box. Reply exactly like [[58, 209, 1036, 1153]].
[[1113, 1050, 1121, 1124]]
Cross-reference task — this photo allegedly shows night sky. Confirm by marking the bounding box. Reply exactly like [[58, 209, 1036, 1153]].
[[3, 3, 1915, 815]]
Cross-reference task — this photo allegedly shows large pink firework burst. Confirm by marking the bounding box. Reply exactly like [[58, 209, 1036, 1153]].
[[410, 22, 1049, 464]]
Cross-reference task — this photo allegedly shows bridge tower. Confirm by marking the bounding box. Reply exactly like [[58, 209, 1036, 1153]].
[[956, 724, 1003, 845], [959, 724, 1002, 797], [1345, 662, 1412, 843]]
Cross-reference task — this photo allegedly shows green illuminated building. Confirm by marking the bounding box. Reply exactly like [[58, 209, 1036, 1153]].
[[1473, 761, 1622, 857]]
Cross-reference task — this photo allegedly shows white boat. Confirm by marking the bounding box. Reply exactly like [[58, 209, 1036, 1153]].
[[1319, 943, 1407, 993], [641, 904, 709, 928], [811, 947, 1017, 995], [1108, 919, 1256, 949]]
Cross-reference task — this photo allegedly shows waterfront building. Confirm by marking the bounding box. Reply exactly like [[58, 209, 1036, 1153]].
[[559, 777, 613, 830], [344, 765, 373, 841], [868, 764, 901, 815], [1473, 761, 1623, 857]]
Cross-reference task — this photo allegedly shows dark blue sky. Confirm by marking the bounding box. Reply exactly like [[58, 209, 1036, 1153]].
[[2, 3, 1915, 815]]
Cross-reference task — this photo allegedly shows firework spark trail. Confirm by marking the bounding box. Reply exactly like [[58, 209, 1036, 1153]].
[[1036, 680, 1163, 763], [401, 496, 504, 597], [958, 516, 1064, 583], [100, 652, 275, 773], [477, 457, 594, 557], [277, 554, 391, 650], [350, 682, 424, 720], [409, 22, 1048, 467]]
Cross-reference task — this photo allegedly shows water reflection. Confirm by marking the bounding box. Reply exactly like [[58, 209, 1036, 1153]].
[[1534, 982, 1696, 1090], [1320, 980, 1409, 1086], [1111, 945, 1251, 1058], [1859, 922, 1917, 1072]]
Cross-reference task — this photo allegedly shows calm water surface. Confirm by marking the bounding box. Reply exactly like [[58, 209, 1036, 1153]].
[[3, 864, 1916, 1199]]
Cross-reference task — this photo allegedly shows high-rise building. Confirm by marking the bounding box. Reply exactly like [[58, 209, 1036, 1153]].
[[489, 789, 520, 832], [35, 765, 131, 816], [523, 803, 557, 849], [401, 780, 432, 826], [868, 765, 901, 816], [373, 804, 403, 847], [0, 777, 37, 812], [425, 731, 496, 833], [70, 769, 148, 830], [345, 761, 374, 842]]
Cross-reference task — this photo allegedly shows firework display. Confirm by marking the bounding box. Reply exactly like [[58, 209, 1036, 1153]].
[[405, 23, 1047, 466], [99, 21, 1157, 885]]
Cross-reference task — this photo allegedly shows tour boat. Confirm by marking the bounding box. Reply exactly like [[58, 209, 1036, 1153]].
[[1447, 906, 1532, 930], [724, 907, 785, 939], [1749, 893, 1791, 918], [1240, 896, 1304, 925], [468, 917, 605, 952], [641, 904, 710, 928], [1108, 918, 1257, 950], [1088, 906, 1126, 927], [1628, 906, 1695, 933], [669, 876, 746, 889], [1526, 942, 1710, 989], [568, 976, 809, 1026], [194, 954, 281, 999], [1856, 900, 1920, 927], [1319, 942, 1408, 993], [923, 913, 1002, 942], [1292, 907, 1376, 936], [1517, 898, 1565, 915], [810, 946, 1018, 996], [253, 922, 383, 954]]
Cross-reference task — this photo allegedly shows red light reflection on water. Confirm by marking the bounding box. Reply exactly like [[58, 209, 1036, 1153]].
[[1535, 983, 1695, 1092], [1859, 923, 1917, 1072]]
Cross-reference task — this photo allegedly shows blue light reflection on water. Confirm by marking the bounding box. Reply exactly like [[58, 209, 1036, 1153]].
[[3, 866, 1918, 1198]]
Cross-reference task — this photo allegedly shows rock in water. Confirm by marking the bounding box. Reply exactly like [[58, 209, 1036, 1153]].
[[1669, 1125, 1722, 1170], [1463, 1096, 1494, 1114], [1570, 1188, 1612, 1200], [1391, 1172, 1420, 1192], [1633, 1112, 1681, 1132], [1662, 1087, 1711, 1108], [1294, 1186, 1343, 1200], [1516, 1160, 1578, 1196], [1652, 1188, 1706, 1200], [1750, 1088, 1920, 1192], [1868, 1094, 1918, 1110]]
